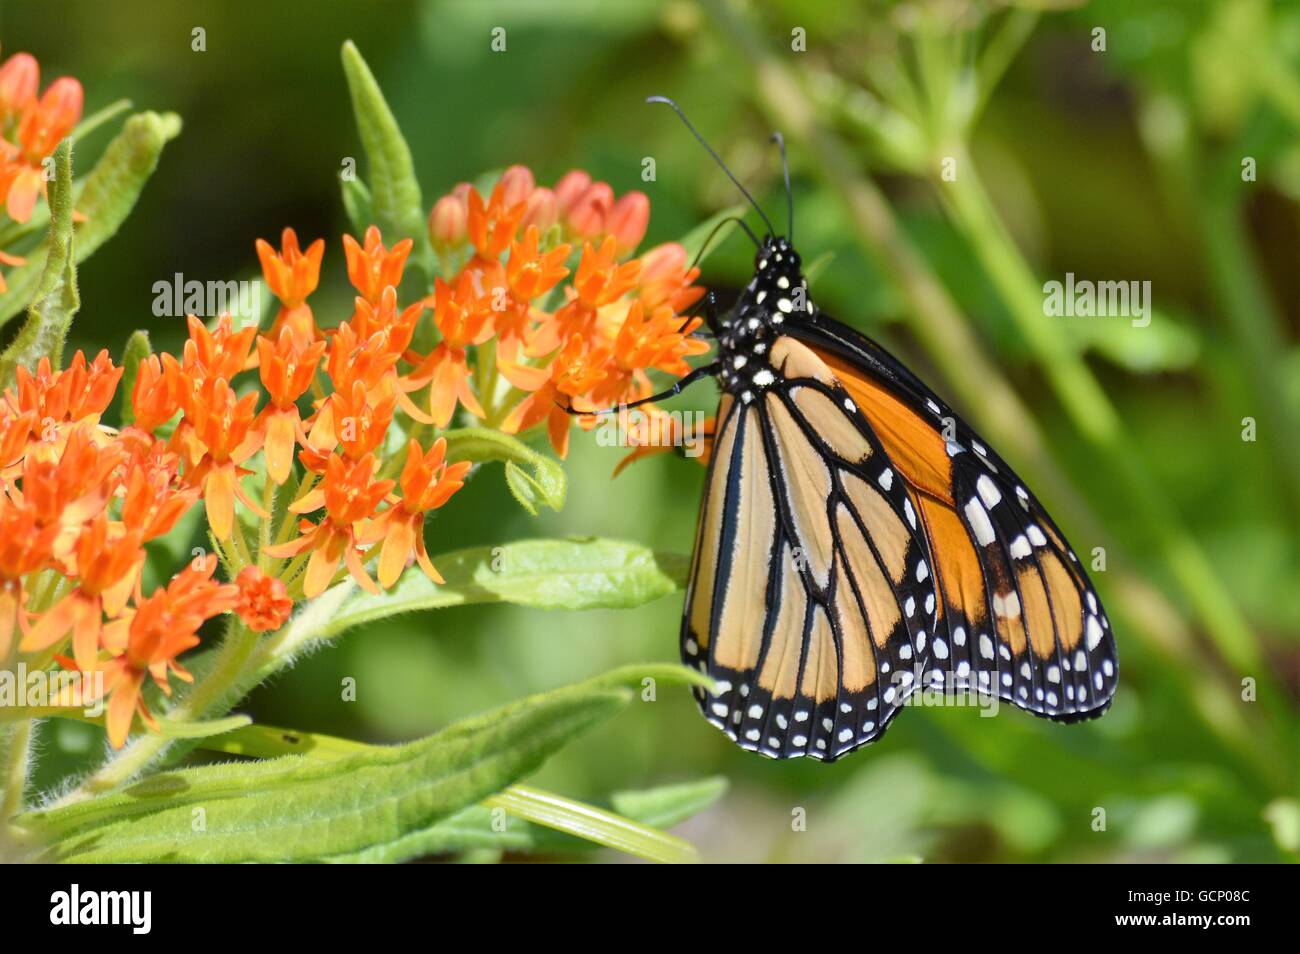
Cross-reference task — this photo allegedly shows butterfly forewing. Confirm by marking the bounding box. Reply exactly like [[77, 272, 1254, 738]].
[[683, 336, 939, 760]]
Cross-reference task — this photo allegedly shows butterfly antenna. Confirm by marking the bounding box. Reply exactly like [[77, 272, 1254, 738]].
[[692, 215, 759, 271], [770, 131, 792, 242], [647, 95, 777, 239]]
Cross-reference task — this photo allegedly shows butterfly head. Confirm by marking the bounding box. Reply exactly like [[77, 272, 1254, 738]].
[[745, 235, 812, 324]]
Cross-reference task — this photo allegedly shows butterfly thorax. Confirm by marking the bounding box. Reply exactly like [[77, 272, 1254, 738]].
[[715, 236, 815, 401]]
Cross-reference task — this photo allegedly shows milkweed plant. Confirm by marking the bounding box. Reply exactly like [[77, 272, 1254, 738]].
[[0, 41, 728, 864]]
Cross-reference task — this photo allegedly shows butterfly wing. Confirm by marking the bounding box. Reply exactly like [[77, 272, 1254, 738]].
[[682, 337, 939, 761], [787, 311, 1119, 721]]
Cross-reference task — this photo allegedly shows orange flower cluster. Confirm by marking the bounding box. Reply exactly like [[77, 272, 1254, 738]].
[[0, 48, 84, 290], [427, 165, 707, 456], [0, 163, 703, 749]]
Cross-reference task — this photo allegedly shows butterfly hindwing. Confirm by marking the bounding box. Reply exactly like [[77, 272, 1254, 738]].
[[788, 311, 1118, 721]]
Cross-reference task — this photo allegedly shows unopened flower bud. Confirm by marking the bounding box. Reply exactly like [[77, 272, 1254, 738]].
[[607, 191, 650, 254], [566, 181, 613, 238], [429, 192, 468, 249]]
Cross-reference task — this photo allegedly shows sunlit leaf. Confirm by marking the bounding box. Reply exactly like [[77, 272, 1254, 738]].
[[444, 426, 566, 514]]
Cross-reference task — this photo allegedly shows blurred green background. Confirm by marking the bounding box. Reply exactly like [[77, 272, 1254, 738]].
[[4, 0, 1297, 861]]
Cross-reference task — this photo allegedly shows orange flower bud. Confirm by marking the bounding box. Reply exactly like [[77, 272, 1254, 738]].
[[607, 191, 650, 255], [566, 181, 613, 237], [520, 187, 559, 233], [0, 53, 39, 118], [234, 566, 293, 633], [553, 170, 592, 213], [429, 192, 468, 249], [498, 164, 535, 208]]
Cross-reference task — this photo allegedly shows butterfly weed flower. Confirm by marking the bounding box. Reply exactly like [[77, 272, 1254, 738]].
[[264, 452, 393, 597], [256, 327, 326, 484], [343, 225, 413, 306], [359, 437, 471, 588], [72, 555, 239, 749], [256, 227, 325, 344]]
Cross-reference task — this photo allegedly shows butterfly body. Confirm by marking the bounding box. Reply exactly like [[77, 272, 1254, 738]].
[[682, 235, 1118, 761]]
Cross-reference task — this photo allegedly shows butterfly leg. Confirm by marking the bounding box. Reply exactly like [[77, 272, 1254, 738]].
[[561, 360, 721, 416], [679, 291, 719, 338]]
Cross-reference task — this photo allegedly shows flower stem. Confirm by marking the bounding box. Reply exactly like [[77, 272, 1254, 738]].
[[1, 719, 34, 821]]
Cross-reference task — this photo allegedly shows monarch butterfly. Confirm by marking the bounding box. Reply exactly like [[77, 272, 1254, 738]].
[[601, 99, 1117, 761]]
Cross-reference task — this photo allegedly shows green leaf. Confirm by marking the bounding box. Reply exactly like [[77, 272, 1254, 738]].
[[155, 713, 252, 739], [484, 783, 700, 863], [0, 139, 78, 388], [72, 97, 133, 144], [340, 172, 373, 236], [0, 111, 182, 329], [311, 538, 684, 642], [340, 40, 435, 279], [118, 329, 152, 426], [504, 459, 549, 515], [21, 667, 699, 862], [444, 426, 566, 513], [611, 775, 729, 829]]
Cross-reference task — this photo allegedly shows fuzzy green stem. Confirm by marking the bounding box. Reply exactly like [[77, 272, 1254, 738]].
[[1, 719, 34, 821]]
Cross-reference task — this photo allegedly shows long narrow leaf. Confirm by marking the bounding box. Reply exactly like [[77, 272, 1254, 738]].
[[340, 40, 435, 279]]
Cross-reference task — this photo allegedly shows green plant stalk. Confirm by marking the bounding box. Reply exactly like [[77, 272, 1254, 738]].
[[938, 154, 1269, 681], [1197, 192, 1300, 507], [0, 719, 35, 822], [1135, 91, 1300, 502]]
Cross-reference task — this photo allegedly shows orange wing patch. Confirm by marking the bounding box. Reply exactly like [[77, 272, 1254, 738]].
[[821, 350, 952, 504]]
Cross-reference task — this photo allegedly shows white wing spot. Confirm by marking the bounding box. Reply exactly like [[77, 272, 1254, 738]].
[[964, 497, 996, 547], [1086, 616, 1103, 651], [976, 474, 1002, 508]]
